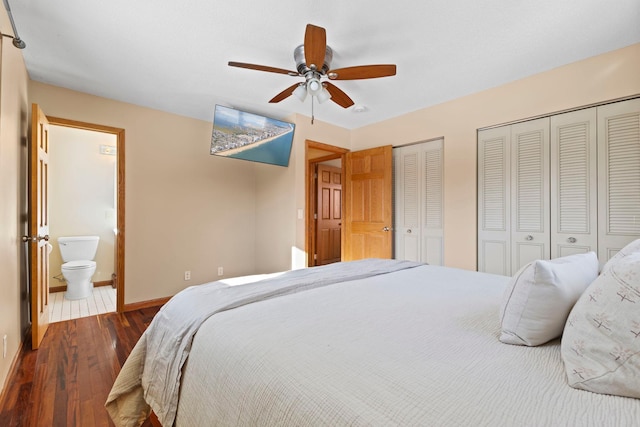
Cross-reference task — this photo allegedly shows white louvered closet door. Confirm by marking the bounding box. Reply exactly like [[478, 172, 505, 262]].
[[393, 139, 444, 265], [510, 118, 550, 273], [394, 145, 421, 261], [422, 140, 444, 265], [550, 108, 598, 258], [477, 126, 511, 275], [597, 98, 640, 264]]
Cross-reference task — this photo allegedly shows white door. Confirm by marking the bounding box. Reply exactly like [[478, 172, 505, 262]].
[[510, 118, 550, 273], [394, 145, 421, 261], [421, 140, 444, 265], [477, 126, 511, 275], [597, 98, 640, 264], [394, 139, 444, 265], [550, 108, 598, 258]]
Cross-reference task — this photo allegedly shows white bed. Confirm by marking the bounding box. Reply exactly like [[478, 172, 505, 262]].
[[106, 259, 640, 426]]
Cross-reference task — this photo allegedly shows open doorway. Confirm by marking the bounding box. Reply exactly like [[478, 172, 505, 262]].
[[305, 140, 349, 267], [47, 116, 125, 315]]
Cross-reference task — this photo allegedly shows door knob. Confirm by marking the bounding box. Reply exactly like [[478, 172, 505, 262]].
[[383, 227, 390, 232], [37, 235, 49, 242], [407, 229, 412, 234], [525, 235, 533, 241], [567, 237, 577, 243]]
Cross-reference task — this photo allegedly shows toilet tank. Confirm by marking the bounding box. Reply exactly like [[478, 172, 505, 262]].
[[58, 236, 100, 262]]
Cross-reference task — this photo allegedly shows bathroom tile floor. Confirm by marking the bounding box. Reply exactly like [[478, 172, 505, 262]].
[[49, 285, 116, 323]]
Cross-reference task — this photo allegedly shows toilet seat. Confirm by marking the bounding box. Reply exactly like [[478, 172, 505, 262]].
[[62, 260, 96, 270]]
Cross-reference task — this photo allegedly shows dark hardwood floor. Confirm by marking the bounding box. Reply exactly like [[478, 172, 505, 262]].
[[0, 306, 161, 427]]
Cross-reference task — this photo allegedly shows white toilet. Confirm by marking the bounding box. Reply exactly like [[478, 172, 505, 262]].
[[58, 236, 99, 300]]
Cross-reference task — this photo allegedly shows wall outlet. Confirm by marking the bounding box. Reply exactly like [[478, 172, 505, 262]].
[[217, 267, 224, 276], [184, 270, 191, 281], [3, 334, 7, 359]]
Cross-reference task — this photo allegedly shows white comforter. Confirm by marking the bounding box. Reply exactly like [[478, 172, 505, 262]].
[[174, 264, 640, 426], [106, 259, 422, 426], [107, 261, 640, 426]]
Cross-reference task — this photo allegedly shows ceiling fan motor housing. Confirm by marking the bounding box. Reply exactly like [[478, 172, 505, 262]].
[[294, 44, 333, 75]]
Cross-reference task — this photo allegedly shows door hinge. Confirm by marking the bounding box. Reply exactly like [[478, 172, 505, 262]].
[[313, 254, 317, 260], [314, 213, 317, 220]]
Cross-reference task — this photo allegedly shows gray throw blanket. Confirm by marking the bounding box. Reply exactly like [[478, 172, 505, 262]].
[[106, 258, 422, 427]]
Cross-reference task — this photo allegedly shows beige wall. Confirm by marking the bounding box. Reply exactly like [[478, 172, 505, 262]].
[[48, 125, 117, 284], [0, 20, 30, 394], [29, 82, 259, 304], [351, 43, 640, 271]]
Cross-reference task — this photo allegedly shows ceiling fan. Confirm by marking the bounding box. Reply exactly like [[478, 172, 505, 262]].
[[228, 24, 396, 111]]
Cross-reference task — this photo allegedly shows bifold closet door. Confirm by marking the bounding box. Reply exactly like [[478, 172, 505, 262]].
[[477, 126, 511, 275], [510, 118, 550, 273], [479, 98, 640, 273], [597, 98, 640, 263], [478, 118, 551, 275], [394, 145, 421, 261], [422, 140, 444, 265], [393, 140, 444, 265], [550, 108, 598, 258]]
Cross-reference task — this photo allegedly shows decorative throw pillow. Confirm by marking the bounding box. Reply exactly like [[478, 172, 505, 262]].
[[601, 238, 640, 275], [499, 252, 599, 346], [561, 252, 640, 398]]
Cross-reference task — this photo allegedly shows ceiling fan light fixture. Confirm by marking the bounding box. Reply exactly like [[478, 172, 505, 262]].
[[307, 78, 322, 96], [316, 86, 331, 104], [293, 83, 308, 102]]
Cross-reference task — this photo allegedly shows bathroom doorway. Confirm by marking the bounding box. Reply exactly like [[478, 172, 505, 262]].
[[46, 118, 125, 321]]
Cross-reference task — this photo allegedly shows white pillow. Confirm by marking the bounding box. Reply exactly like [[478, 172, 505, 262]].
[[499, 252, 599, 346], [601, 238, 640, 275], [561, 252, 640, 398]]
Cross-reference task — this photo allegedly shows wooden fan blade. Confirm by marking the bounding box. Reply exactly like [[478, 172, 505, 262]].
[[304, 24, 327, 70], [269, 83, 300, 103], [327, 64, 397, 80], [228, 61, 298, 76], [324, 82, 354, 108]]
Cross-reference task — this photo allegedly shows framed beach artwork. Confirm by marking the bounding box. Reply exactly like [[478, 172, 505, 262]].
[[210, 105, 295, 167]]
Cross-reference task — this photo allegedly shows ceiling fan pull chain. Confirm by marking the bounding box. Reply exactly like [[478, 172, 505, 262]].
[[311, 95, 315, 125]]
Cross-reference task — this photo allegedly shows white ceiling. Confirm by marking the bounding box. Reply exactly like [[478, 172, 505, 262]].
[[7, 0, 640, 130]]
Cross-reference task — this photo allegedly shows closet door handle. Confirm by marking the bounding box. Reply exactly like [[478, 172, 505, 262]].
[[407, 229, 412, 234], [525, 235, 533, 241], [567, 237, 577, 243]]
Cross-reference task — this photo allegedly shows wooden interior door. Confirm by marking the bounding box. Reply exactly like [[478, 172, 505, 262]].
[[343, 145, 393, 260], [29, 103, 51, 349], [316, 164, 342, 265]]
